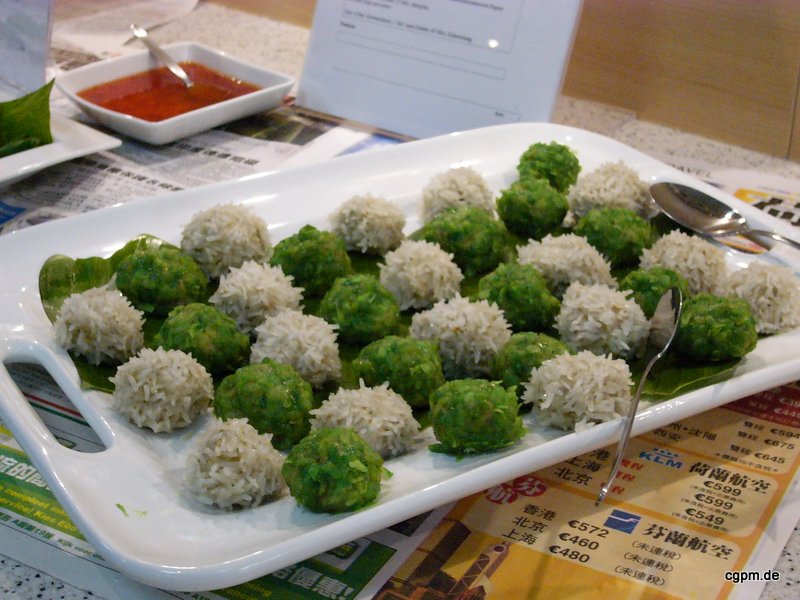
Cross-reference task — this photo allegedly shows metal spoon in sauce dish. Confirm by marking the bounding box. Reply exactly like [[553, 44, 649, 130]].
[[130, 24, 194, 88], [596, 287, 683, 507], [650, 181, 800, 251]]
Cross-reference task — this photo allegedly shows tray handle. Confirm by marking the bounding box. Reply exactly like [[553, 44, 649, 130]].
[[0, 334, 114, 453]]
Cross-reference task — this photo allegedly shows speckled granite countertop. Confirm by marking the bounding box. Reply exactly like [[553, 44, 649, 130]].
[[1, 2, 798, 598]]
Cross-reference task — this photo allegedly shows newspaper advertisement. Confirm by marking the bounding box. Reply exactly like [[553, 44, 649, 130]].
[[376, 383, 800, 600]]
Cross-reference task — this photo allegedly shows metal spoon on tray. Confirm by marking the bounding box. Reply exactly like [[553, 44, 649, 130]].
[[595, 287, 683, 506], [130, 24, 194, 88], [650, 181, 800, 251]]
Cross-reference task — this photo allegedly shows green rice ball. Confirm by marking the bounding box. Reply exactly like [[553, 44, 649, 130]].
[[155, 303, 249, 376], [619, 266, 690, 318], [351, 335, 445, 409], [574, 207, 656, 268], [429, 379, 525, 456], [410, 206, 507, 277], [477, 262, 560, 332], [282, 427, 384, 513], [115, 246, 207, 315], [319, 274, 400, 344], [496, 176, 568, 240], [675, 294, 758, 362], [516, 141, 581, 193], [270, 225, 353, 296], [214, 360, 315, 450]]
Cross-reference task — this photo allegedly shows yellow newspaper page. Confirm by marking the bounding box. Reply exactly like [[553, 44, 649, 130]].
[[378, 383, 800, 600]]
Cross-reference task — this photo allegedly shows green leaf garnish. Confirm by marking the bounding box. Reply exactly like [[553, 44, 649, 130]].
[[39, 234, 176, 322], [0, 79, 54, 158], [72, 356, 115, 393], [637, 353, 740, 400]]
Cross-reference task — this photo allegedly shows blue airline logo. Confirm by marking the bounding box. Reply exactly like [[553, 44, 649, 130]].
[[604, 509, 641, 534]]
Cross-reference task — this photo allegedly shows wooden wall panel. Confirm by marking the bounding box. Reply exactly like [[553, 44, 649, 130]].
[[211, 0, 316, 28], [562, 0, 800, 158], [791, 78, 800, 161]]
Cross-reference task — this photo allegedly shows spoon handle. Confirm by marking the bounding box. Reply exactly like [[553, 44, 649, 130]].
[[594, 364, 648, 506], [130, 24, 194, 89], [748, 229, 800, 252], [596, 288, 683, 506]]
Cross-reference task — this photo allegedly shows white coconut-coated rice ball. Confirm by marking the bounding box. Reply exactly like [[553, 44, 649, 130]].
[[421, 166, 494, 222], [522, 351, 633, 431], [184, 417, 284, 510], [410, 295, 511, 378], [250, 310, 341, 387], [181, 203, 272, 279], [54, 287, 144, 365], [566, 161, 653, 223], [516, 233, 616, 298], [379, 239, 463, 310], [110, 347, 213, 433], [723, 261, 800, 334], [556, 282, 650, 360], [639, 230, 727, 295], [209, 261, 303, 335], [329, 194, 406, 254], [311, 381, 420, 458]]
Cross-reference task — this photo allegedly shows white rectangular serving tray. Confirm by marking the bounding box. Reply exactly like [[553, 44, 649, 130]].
[[1, 123, 799, 592]]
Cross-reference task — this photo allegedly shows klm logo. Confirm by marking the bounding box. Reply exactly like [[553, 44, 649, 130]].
[[639, 447, 683, 469]]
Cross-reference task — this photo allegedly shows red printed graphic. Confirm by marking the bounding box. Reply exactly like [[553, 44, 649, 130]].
[[485, 475, 547, 504], [726, 383, 800, 428]]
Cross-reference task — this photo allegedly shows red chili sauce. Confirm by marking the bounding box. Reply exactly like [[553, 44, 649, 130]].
[[77, 62, 261, 122]]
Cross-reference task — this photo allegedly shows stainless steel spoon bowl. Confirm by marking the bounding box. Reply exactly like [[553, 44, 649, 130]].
[[650, 181, 800, 251], [130, 24, 194, 88]]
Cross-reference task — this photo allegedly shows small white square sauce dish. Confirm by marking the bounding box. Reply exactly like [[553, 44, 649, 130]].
[[56, 42, 294, 145]]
